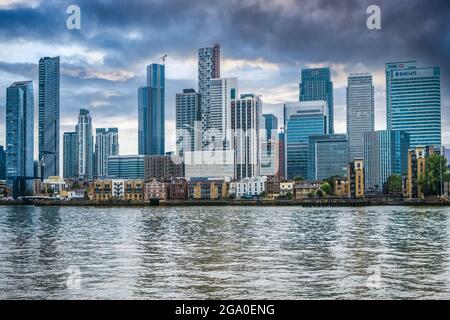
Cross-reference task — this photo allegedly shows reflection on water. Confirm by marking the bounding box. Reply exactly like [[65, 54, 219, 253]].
[[1, 205, 450, 299]]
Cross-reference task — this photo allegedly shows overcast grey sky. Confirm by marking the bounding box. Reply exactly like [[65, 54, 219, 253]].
[[0, 0, 449, 157]]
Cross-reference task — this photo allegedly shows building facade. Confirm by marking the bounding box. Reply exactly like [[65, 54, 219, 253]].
[[198, 43, 220, 148], [299, 68, 334, 134], [138, 63, 165, 155], [308, 134, 349, 180], [184, 150, 234, 180], [348, 159, 364, 198], [364, 130, 410, 191], [76, 109, 93, 180], [38, 56, 60, 179], [0, 146, 6, 180], [6, 81, 34, 195], [346, 73, 374, 161], [231, 94, 263, 179], [143, 155, 184, 182], [284, 101, 328, 180], [175, 89, 201, 157], [386, 61, 441, 148], [261, 114, 279, 177], [108, 155, 145, 180], [230, 176, 268, 199], [95, 128, 119, 178], [63, 132, 78, 179]]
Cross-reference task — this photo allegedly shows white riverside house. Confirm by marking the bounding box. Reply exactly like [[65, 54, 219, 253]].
[[112, 179, 125, 198], [230, 176, 268, 199]]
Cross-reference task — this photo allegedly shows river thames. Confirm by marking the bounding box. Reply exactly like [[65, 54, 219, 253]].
[[1, 205, 450, 299]]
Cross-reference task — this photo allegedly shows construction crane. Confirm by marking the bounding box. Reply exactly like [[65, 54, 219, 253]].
[[158, 54, 168, 65]]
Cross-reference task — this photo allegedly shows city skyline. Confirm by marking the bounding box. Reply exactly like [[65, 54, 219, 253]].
[[0, 0, 449, 161]]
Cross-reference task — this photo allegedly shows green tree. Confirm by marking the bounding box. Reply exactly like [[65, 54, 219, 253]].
[[418, 153, 447, 196], [320, 182, 332, 195], [293, 176, 304, 182], [383, 174, 403, 194]]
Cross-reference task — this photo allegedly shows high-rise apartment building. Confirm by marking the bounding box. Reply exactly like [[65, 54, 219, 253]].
[[299, 68, 334, 134], [138, 63, 165, 155], [346, 73, 374, 161], [386, 61, 441, 147], [176, 89, 201, 157], [363, 130, 410, 191], [38, 56, 60, 179], [284, 101, 328, 180], [63, 132, 78, 179], [231, 94, 262, 180], [76, 109, 94, 180], [95, 128, 119, 178], [261, 114, 279, 177], [208, 77, 238, 150], [6, 81, 34, 195], [198, 43, 220, 148]]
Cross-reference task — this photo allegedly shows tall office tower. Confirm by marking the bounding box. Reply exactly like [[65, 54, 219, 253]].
[[299, 68, 334, 134], [209, 77, 238, 150], [346, 73, 375, 161], [198, 43, 220, 148], [76, 109, 94, 180], [308, 134, 348, 180], [38, 56, 60, 179], [95, 128, 119, 178], [138, 63, 165, 155], [107, 155, 145, 180], [261, 114, 279, 176], [284, 101, 328, 180], [278, 130, 285, 178], [176, 89, 201, 157], [231, 94, 262, 180], [63, 132, 78, 179], [386, 61, 441, 147], [364, 130, 410, 191], [0, 146, 6, 180], [6, 81, 34, 195]]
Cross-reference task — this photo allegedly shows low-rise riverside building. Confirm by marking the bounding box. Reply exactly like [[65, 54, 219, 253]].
[[145, 179, 169, 200], [406, 147, 427, 199], [230, 176, 268, 199], [169, 178, 189, 200], [348, 159, 364, 198], [279, 181, 294, 198], [188, 178, 229, 200], [294, 181, 321, 199], [265, 176, 280, 199], [89, 180, 112, 201], [332, 177, 350, 197], [123, 180, 144, 201], [61, 189, 85, 200]]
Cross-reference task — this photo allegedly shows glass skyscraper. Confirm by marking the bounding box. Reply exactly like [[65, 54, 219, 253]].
[[299, 68, 334, 134], [386, 61, 441, 147], [198, 43, 220, 148], [176, 89, 201, 157], [364, 130, 410, 191], [63, 131, 78, 179], [284, 101, 328, 180], [107, 155, 145, 180], [261, 114, 279, 176], [138, 63, 165, 155], [6, 81, 34, 195], [95, 128, 119, 178], [76, 109, 93, 180], [346, 73, 374, 161], [308, 134, 348, 181], [38, 56, 60, 179]]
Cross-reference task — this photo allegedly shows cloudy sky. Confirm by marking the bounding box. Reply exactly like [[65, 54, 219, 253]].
[[0, 0, 449, 159]]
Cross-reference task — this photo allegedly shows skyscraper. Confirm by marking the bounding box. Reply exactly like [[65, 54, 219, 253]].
[[38, 56, 60, 179], [76, 109, 93, 180], [6, 81, 34, 195], [138, 63, 165, 155], [95, 128, 119, 178], [0, 146, 6, 180], [209, 77, 237, 150], [63, 132, 78, 179], [261, 114, 279, 177], [284, 101, 328, 180], [346, 73, 374, 161], [231, 94, 262, 179], [198, 43, 220, 148], [175, 89, 201, 157], [386, 61, 441, 147], [364, 130, 410, 191], [299, 68, 334, 134], [308, 134, 348, 180]]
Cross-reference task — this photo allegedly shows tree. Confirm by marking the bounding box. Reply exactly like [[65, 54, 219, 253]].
[[320, 182, 332, 195], [260, 191, 267, 198], [316, 189, 324, 198], [383, 174, 403, 194], [418, 153, 448, 196], [293, 176, 304, 182]]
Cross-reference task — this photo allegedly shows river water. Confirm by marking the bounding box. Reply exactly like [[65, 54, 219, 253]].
[[1, 205, 450, 299]]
